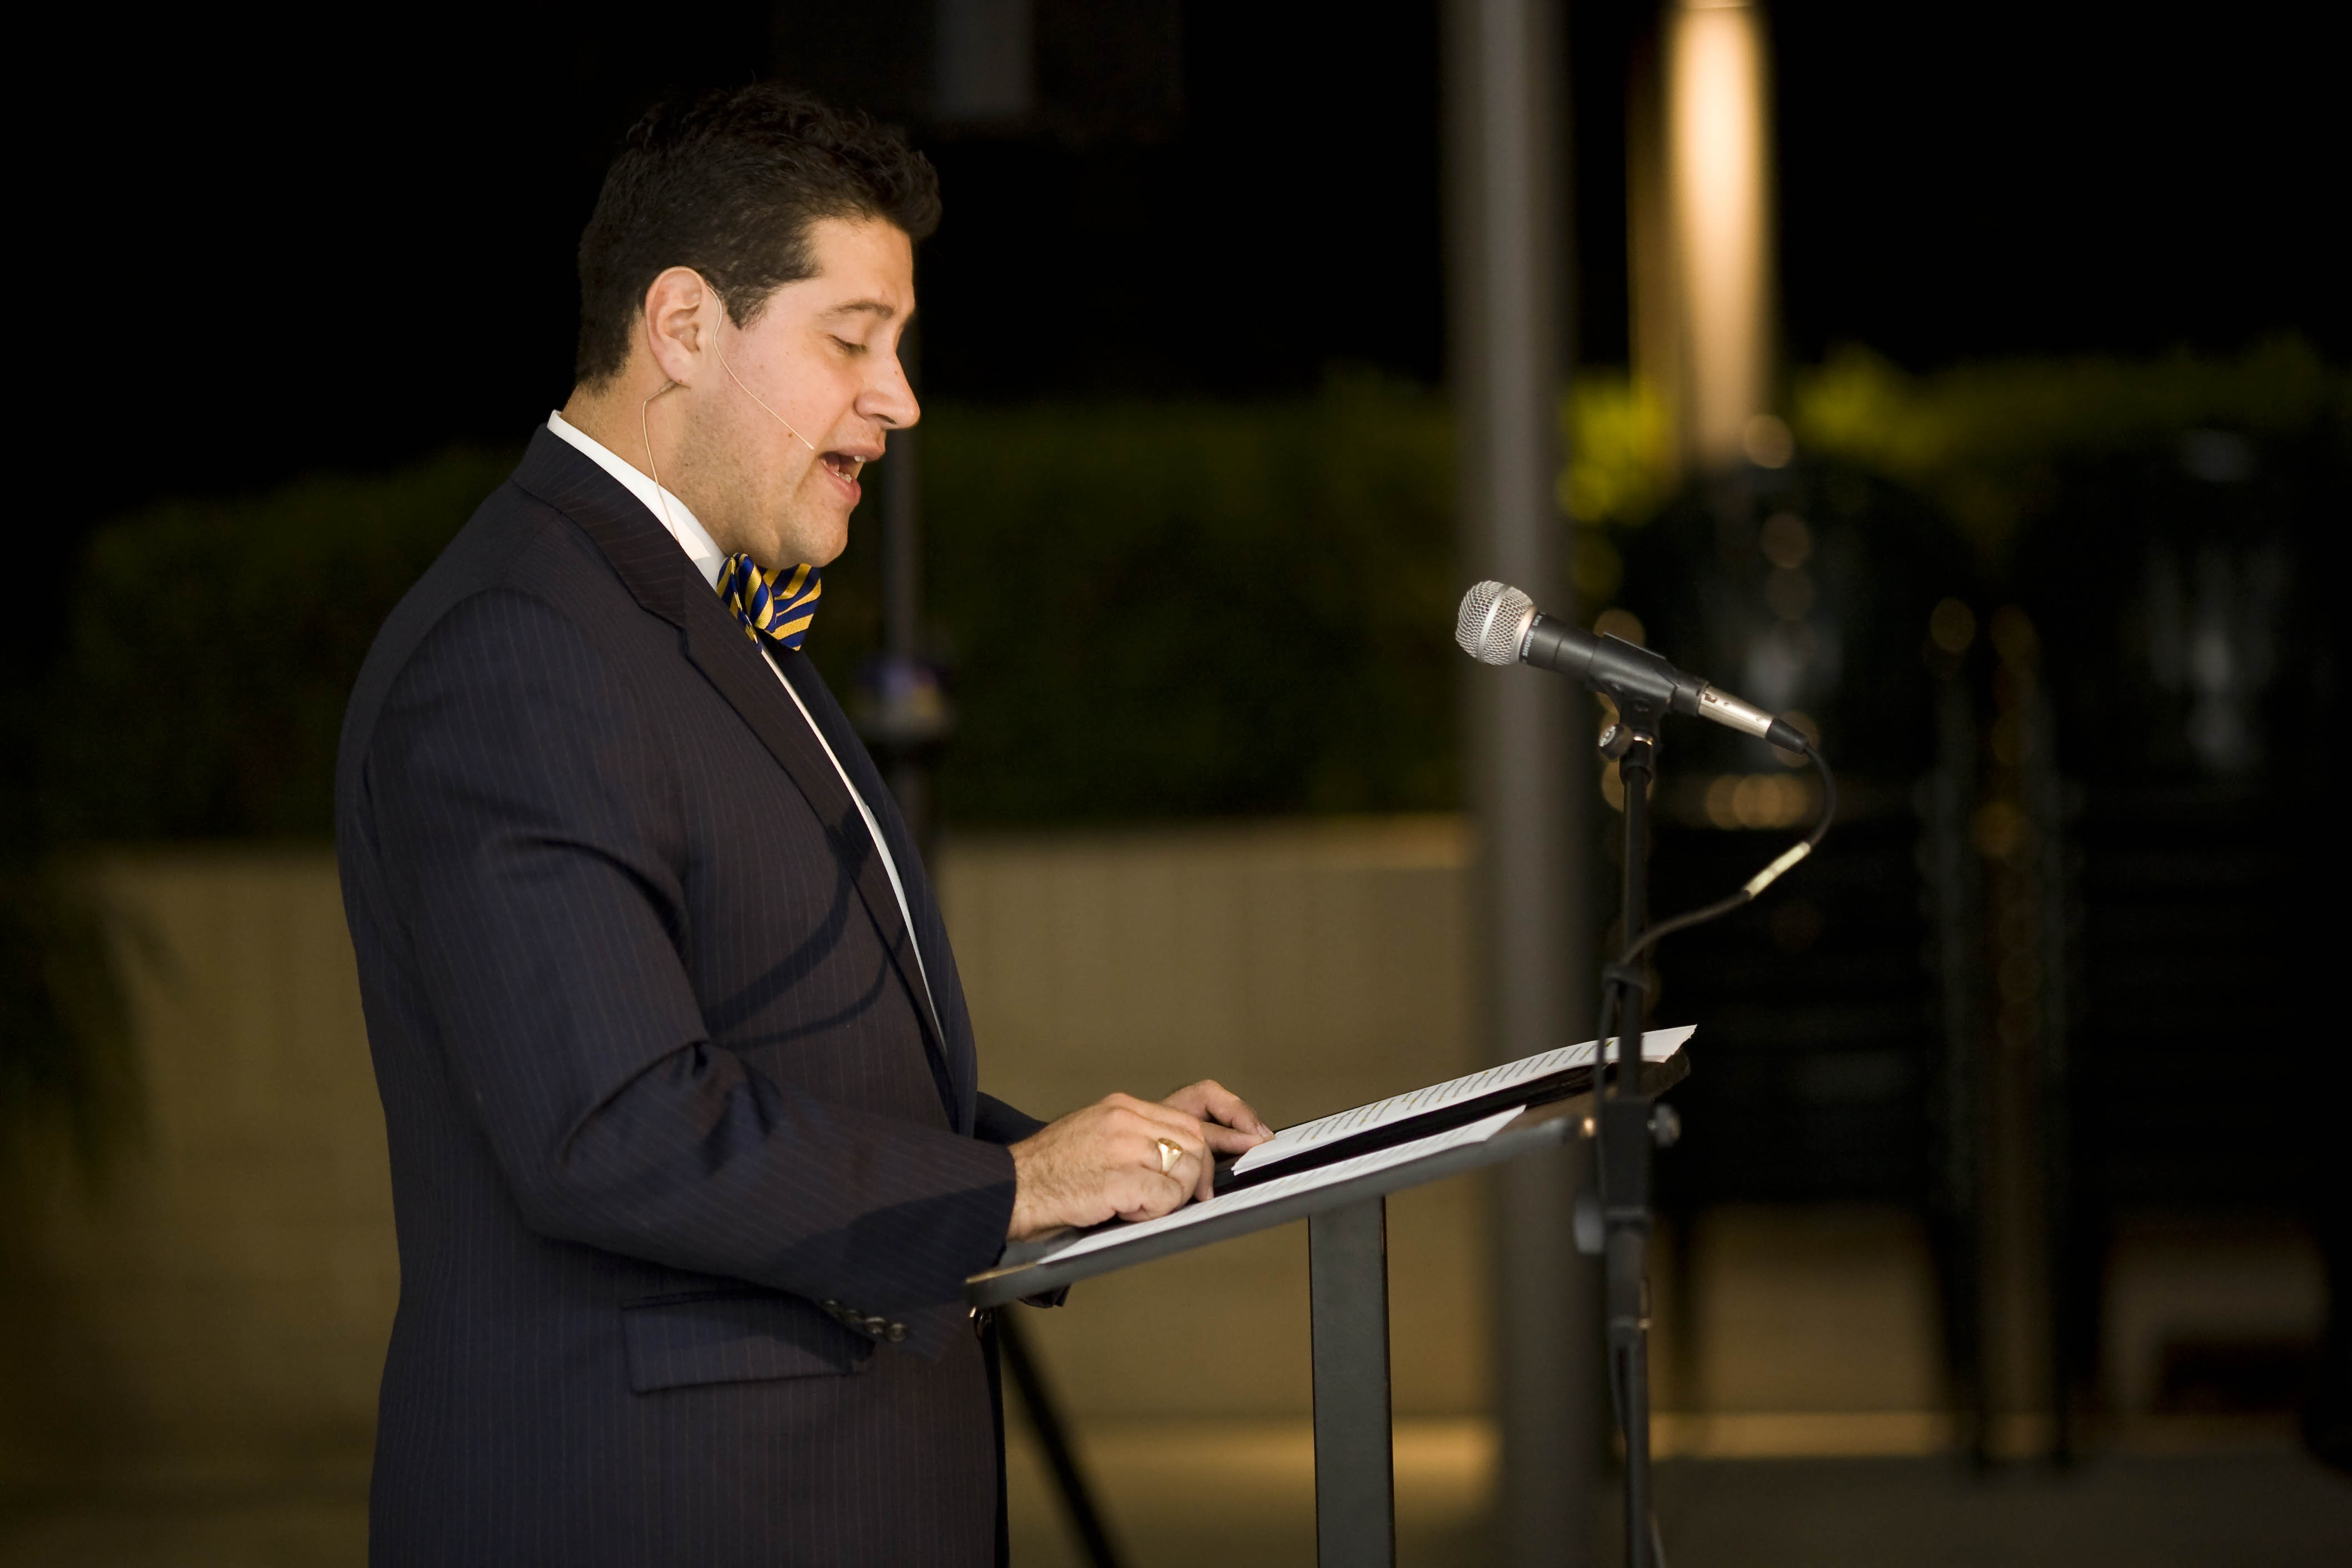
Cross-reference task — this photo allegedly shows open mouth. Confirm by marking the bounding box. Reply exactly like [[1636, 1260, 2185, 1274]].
[[820, 452, 866, 486]]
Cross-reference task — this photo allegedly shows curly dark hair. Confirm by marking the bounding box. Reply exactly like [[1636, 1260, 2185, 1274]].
[[573, 85, 941, 384]]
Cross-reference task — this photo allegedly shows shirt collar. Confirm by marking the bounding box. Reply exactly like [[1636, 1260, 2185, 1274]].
[[545, 409, 727, 591]]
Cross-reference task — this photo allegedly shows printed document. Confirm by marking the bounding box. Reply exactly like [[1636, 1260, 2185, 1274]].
[[1230, 1024, 1697, 1178]]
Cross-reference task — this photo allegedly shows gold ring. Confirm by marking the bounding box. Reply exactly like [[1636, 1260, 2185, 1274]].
[[1156, 1137, 1183, 1176]]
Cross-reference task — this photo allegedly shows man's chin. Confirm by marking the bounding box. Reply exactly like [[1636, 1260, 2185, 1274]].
[[775, 510, 852, 570]]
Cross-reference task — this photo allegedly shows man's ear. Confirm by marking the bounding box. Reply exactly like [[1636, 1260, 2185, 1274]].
[[641, 267, 717, 387]]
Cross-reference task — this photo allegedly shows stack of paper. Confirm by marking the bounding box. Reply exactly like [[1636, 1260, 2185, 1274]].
[[1227, 1024, 1697, 1183]]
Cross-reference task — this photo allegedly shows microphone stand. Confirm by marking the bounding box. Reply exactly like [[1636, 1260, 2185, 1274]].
[[1591, 698, 1676, 1568], [1457, 577, 1836, 1567]]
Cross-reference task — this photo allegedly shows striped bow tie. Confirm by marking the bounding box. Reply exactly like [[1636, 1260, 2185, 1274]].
[[716, 554, 823, 652]]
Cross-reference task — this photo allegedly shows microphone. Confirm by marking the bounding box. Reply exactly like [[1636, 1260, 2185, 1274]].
[[1455, 580, 1815, 755]]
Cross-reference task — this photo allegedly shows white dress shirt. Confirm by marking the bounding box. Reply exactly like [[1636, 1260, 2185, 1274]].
[[545, 411, 937, 1015]]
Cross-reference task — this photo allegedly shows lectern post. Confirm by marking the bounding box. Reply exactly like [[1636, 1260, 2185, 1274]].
[[1309, 1196, 1395, 1567], [969, 1061, 1689, 1562]]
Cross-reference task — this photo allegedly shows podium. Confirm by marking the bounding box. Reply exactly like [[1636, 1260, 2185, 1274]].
[[966, 1052, 1691, 1568]]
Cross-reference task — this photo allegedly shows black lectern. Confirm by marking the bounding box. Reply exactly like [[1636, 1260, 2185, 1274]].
[[966, 1051, 1691, 1568]]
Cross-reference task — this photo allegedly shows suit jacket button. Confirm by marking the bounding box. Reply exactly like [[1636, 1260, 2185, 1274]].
[[886, 1322, 908, 1342]]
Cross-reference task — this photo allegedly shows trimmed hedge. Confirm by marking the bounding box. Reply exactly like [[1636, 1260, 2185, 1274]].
[[861, 376, 1458, 824], [37, 347, 2346, 841], [41, 378, 1458, 839], [42, 451, 522, 842]]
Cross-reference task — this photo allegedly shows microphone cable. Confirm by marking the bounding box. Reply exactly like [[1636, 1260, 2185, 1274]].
[[1594, 737, 1838, 1093]]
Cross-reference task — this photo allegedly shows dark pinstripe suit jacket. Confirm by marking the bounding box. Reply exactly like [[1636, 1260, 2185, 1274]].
[[336, 427, 1039, 1565]]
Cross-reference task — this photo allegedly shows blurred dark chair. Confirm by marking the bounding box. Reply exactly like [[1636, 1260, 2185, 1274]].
[[2013, 428, 2343, 1455], [1612, 458, 1991, 1439]]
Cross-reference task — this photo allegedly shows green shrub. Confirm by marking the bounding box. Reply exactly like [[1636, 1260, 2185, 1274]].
[[1792, 336, 2352, 553], [42, 379, 1461, 838], [845, 375, 1459, 823], [43, 450, 519, 841], [41, 346, 2344, 841]]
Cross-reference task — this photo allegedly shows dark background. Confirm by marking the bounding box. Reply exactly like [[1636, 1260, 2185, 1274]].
[[5, 2, 2348, 1529], [21, 1, 2340, 655]]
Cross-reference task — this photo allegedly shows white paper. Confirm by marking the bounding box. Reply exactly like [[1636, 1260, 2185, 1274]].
[[1042, 1105, 1528, 1265], [1230, 1024, 1698, 1178]]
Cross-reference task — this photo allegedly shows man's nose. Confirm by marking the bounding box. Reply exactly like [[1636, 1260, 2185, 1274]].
[[869, 356, 921, 430]]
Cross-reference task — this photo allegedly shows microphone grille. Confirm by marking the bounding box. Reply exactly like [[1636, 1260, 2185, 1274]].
[[1456, 580, 1536, 666]]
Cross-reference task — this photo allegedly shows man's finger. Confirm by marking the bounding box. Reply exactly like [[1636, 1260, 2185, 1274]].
[[1117, 1117, 1207, 1196], [1124, 1100, 1212, 1158], [1164, 1079, 1273, 1141], [1115, 1167, 1192, 1222], [1118, 1120, 1205, 1211]]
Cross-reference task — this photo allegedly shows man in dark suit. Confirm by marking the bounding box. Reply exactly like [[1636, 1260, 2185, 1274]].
[[336, 87, 1268, 1565]]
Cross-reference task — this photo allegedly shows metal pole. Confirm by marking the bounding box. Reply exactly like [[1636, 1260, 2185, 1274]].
[[1310, 1197, 1397, 1568], [1598, 719, 1660, 1568], [1443, 3, 1594, 1565], [867, 321, 1119, 1566], [880, 323, 932, 842], [995, 1314, 1126, 1568]]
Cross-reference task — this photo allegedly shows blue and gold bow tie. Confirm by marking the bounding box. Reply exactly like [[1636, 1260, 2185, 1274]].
[[716, 553, 823, 652]]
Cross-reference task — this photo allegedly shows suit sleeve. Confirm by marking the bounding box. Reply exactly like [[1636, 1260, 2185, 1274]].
[[365, 588, 1011, 1315], [973, 1093, 1048, 1146]]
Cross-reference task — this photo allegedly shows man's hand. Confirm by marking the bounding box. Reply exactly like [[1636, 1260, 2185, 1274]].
[[1159, 1079, 1273, 1155], [1006, 1080, 1273, 1241]]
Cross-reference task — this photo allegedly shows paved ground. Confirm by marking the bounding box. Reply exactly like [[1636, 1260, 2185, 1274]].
[[1642, 1450, 2352, 1568], [6, 1426, 2347, 1566], [1007, 1422, 2352, 1568]]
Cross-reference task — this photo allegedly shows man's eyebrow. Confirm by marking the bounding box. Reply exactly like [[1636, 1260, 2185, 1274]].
[[819, 298, 899, 321]]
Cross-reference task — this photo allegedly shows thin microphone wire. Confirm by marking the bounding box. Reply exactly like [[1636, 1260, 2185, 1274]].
[[717, 344, 821, 455], [1622, 742, 1837, 971], [1597, 741, 1837, 1092], [694, 268, 825, 456], [635, 277, 835, 545], [640, 379, 687, 539]]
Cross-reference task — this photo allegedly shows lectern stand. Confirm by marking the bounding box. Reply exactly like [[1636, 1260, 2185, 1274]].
[[966, 1053, 1690, 1568]]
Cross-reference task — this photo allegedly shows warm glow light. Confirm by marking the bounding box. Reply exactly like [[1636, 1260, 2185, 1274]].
[[1699, 771, 1819, 829], [1929, 597, 1977, 655], [1593, 606, 1647, 645], [1668, 0, 1772, 470]]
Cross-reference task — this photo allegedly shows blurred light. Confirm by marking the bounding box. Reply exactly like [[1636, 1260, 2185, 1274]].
[[1990, 605, 2037, 669], [1972, 800, 2026, 860], [1764, 567, 1815, 620], [1669, 0, 1772, 470], [1990, 711, 2025, 766], [1700, 770, 1819, 828], [1758, 511, 1812, 570], [2179, 428, 2254, 485], [1927, 597, 1977, 655], [1594, 606, 1647, 645], [1742, 413, 1794, 468], [934, 0, 1035, 124]]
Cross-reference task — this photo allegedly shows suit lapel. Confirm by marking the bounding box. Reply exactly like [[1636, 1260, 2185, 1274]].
[[680, 610, 959, 1119], [511, 430, 959, 1122], [773, 648, 978, 1130]]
